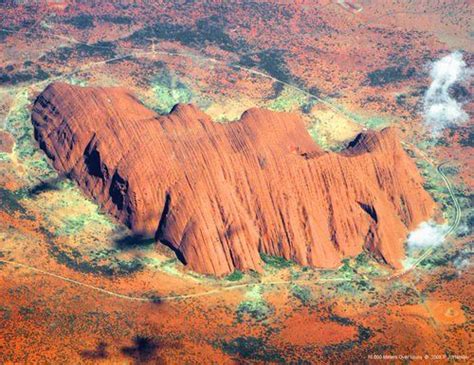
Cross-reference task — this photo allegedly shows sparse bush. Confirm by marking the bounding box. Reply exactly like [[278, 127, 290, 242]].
[[290, 284, 312, 305], [221, 336, 284, 362], [100, 15, 133, 25], [226, 270, 244, 281], [367, 66, 416, 86], [65, 14, 94, 29], [236, 300, 273, 322], [260, 252, 293, 269]]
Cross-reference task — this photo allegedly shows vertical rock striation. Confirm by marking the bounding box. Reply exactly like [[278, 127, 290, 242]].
[[32, 83, 436, 275]]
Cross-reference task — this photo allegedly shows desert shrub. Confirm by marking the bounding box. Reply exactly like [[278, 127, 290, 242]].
[[128, 16, 248, 53], [75, 42, 117, 59], [48, 246, 143, 277], [459, 130, 473, 147], [236, 300, 273, 322], [221, 336, 284, 363], [260, 252, 293, 269], [367, 66, 416, 86], [65, 14, 94, 29], [239, 49, 293, 84], [100, 15, 133, 25], [290, 284, 312, 305], [226, 270, 244, 281], [0, 187, 26, 215]]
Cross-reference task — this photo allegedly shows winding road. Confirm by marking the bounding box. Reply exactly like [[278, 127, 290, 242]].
[[385, 159, 462, 281]]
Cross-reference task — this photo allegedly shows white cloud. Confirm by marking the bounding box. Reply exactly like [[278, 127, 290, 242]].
[[423, 51, 471, 136], [406, 220, 448, 250]]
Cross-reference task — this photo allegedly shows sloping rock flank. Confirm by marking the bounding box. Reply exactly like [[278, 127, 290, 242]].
[[32, 83, 436, 275]]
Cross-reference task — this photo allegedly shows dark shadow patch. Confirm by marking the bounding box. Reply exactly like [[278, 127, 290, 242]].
[[80, 341, 108, 360], [358, 202, 378, 223], [155, 192, 171, 240], [121, 334, 183, 364], [154, 193, 187, 266], [121, 335, 159, 364], [109, 171, 128, 210], [114, 233, 155, 250], [27, 176, 65, 196], [159, 239, 187, 266], [149, 295, 163, 304]]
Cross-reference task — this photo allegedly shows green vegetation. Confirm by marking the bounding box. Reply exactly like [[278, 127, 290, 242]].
[[347, 112, 389, 129], [128, 16, 248, 53], [260, 252, 293, 269], [19, 306, 34, 319], [100, 15, 133, 25], [0, 306, 11, 321], [414, 155, 470, 239], [48, 245, 143, 277], [55, 214, 91, 236], [308, 123, 331, 150], [64, 14, 94, 29], [329, 254, 380, 295], [236, 299, 274, 323], [149, 71, 192, 114], [225, 270, 244, 281], [239, 49, 294, 85], [367, 66, 416, 86], [324, 102, 391, 129], [459, 130, 473, 147], [143, 291, 162, 303], [328, 312, 354, 326], [266, 85, 309, 112], [54, 211, 113, 236], [0, 65, 50, 85], [221, 336, 284, 363], [322, 308, 373, 355], [0, 187, 26, 215], [4, 90, 55, 182], [338, 258, 356, 278], [0, 152, 10, 162], [387, 281, 421, 305], [30, 178, 116, 239], [440, 272, 457, 282], [39, 40, 117, 63], [75, 41, 117, 59], [418, 246, 457, 269], [40, 46, 74, 63], [290, 284, 312, 305]]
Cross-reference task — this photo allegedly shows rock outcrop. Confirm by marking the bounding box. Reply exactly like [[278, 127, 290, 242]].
[[32, 83, 436, 275]]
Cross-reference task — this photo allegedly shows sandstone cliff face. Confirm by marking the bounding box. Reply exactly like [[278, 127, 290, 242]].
[[32, 83, 436, 275]]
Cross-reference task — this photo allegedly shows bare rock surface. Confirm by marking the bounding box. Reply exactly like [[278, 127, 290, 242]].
[[32, 83, 436, 275]]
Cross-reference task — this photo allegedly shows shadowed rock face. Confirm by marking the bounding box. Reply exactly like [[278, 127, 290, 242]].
[[32, 83, 436, 276]]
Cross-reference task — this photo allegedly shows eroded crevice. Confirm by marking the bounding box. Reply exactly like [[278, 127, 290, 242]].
[[154, 192, 187, 265], [109, 171, 128, 210], [84, 135, 109, 180], [155, 192, 171, 239], [358, 202, 378, 223]]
